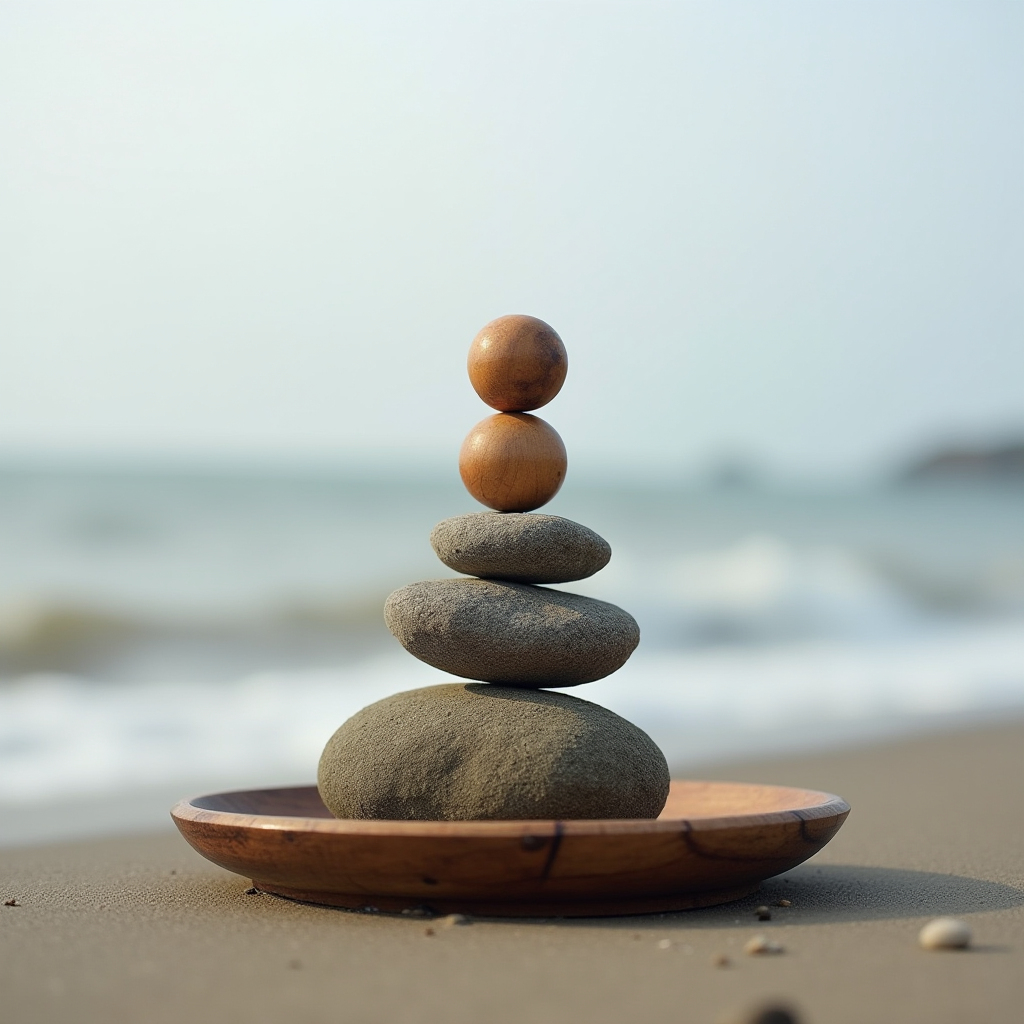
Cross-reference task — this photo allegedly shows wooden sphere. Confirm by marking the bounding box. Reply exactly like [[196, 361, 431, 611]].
[[459, 413, 567, 512], [468, 315, 568, 412]]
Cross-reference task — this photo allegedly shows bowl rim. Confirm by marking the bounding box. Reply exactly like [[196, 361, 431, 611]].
[[171, 779, 851, 839]]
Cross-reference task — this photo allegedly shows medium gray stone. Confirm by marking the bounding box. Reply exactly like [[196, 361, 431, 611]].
[[430, 512, 611, 584], [384, 579, 639, 687], [317, 682, 670, 820]]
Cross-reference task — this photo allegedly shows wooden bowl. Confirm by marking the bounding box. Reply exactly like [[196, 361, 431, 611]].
[[171, 780, 849, 917]]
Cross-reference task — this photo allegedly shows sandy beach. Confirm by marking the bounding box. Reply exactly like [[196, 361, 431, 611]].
[[1, 718, 1021, 1024]]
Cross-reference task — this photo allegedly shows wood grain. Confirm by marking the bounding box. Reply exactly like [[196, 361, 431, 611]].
[[468, 315, 567, 412], [171, 780, 850, 917], [459, 413, 567, 512]]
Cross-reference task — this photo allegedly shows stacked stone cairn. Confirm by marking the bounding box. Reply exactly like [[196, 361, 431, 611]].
[[317, 315, 670, 821]]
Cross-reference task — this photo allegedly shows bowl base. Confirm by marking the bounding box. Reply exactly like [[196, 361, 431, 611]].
[[252, 880, 760, 917]]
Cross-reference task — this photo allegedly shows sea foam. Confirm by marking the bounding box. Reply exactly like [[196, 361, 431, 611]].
[[3, 618, 1023, 809]]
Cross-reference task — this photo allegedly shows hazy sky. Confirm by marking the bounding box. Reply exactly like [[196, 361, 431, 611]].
[[1, 1, 1021, 480]]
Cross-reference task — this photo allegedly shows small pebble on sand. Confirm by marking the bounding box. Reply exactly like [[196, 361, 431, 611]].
[[441, 913, 471, 927], [718, 1003, 801, 1024], [4, 899, 21, 907], [711, 953, 731, 968], [657, 938, 672, 950], [424, 927, 436, 937], [400, 906, 433, 918], [744, 934, 785, 956], [755, 905, 772, 920], [918, 917, 972, 950], [775, 899, 792, 908]]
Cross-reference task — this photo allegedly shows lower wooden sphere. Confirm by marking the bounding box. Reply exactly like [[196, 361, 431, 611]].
[[459, 413, 567, 512]]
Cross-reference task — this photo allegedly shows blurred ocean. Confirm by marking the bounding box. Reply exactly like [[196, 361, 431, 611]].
[[2, 465, 1023, 845]]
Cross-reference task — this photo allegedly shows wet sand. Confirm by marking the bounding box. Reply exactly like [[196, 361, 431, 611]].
[[2, 719, 1022, 1024]]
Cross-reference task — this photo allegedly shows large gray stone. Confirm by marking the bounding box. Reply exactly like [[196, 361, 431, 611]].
[[430, 512, 611, 584], [384, 579, 639, 687], [317, 682, 670, 821]]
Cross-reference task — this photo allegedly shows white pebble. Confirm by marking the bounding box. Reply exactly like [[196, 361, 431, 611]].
[[440, 913, 471, 928], [918, 917, 971, 950], [744, 934, 784, 956], [657, 938, 672, 950]]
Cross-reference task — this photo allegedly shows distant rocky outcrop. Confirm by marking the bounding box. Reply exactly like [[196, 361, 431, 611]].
[[897, 441, 1024, 482]]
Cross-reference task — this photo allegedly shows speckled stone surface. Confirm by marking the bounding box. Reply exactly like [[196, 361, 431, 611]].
[[383, 579, 639, 687], [430, 512, 611, 584], [317, 682, 670, 820]]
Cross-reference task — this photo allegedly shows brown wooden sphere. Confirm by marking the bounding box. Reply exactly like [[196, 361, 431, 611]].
[[459, 413, 567, 512], [468, 315, 568, 412]]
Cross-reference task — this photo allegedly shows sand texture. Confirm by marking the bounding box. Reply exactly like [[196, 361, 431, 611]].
[[2, 719, 1024, 1024]]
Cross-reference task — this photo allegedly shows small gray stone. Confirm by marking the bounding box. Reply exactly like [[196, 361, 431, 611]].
[[384, 579, 639, 687], [430, 513, 611, 584], [317, 683, 670, 820]]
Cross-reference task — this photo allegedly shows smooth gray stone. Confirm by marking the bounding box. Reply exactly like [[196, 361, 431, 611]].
[[430, 512, 611, 584], [317, 682, 669, 821], [384, 578, 639, 687]]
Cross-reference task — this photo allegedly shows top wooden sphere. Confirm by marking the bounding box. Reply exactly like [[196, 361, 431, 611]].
[[468, 315, 568, 412]]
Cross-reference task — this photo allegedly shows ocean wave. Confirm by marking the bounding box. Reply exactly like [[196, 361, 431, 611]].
[[662, 535, 921, 640], [3, 619, 1024, 808], [0, 596, 391, 680], [564, 535, 943, 644], [2, 534, 1022, 681], [0, 596, 387, 647]]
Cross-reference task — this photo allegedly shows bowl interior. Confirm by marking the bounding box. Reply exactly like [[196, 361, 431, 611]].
[[189, 780, 834, 822]]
